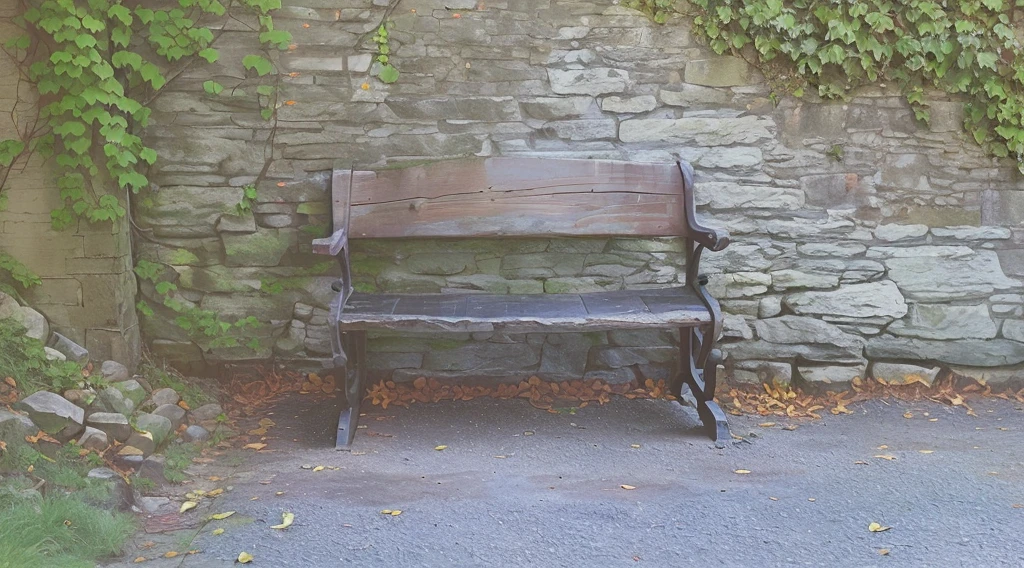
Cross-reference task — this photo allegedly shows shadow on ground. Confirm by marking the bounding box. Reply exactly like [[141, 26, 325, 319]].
[[106, 393, 1024, 567]]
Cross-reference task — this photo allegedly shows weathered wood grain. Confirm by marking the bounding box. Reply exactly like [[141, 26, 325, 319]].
[[331, 158, 687, 238], [336, 287, 710, 333]]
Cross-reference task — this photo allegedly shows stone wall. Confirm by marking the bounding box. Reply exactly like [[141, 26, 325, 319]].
[[0, 0, 139, 365], [136, 0, 1024, 387]]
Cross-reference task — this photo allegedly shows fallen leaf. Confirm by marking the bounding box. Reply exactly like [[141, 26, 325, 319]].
[[276, 491, 285, 496], [244, 443, 267, 451], [630, 444, 641, 449], [854, 460, 869, 465], [758, 422, 776, 428], [381, 509, 392, 514], [134, 557, 146, 563], [808, 498, 816, 502], [237, 551, 254, 564], [271, 511, 295, 529], [879, 549, 890, 556], [769, 497, 779, 501], [734, 469, 751, 474], [178, 401, 190, 410], [312, 465, 325, 472], [928, 418, 938, 422], [207, 489, 224, 498], [212, 528, 225, 535], [390, 510, 402, 516], [180, 501, 197, 513], [620, 484, 636, 490], [782, 425, 799, 431], [164, 552, 178, 558], [903, 412, 913, 419], [1012, 504, 1023, 509], [434, 445, 447, 451], [874, 455, 897, 461], [877, 445, 888, 450], [868, 522, 891, 532], [210, 511, 235, 520], [918, 450, 934, 454], [3, 377, 14, 388]]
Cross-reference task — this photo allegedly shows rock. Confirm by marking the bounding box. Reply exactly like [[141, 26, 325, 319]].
[[0, 409, 37, 437], [12, 306, 49, 342], [136, 413, 173, 446], [221, 229, 298, 267], [97, 386, 134, 416], [866, 336, 1024, 367], [190, 403, 224, 423], [949, 366, 1024, 386], [48, 333, 89, 364], [77, 426, 109, 451], [423, 343, 539, 374], [153, 404, 187, 431], [784, 281, 907, 320], [582, 368, 636, 384], [87, 467, 119, 480], [1002, 320, 1024, 342], [888, 303, 997, 340], [113, 380, 147, 407], [13, 391, 84, 436], [44, 347, 66, 361], [706, 272, 771, 298], [798, 364, 867, 391], [695, 183, 805, 210], [874, 224, 929, 242], [733, 360, 792, 386], [758, 296, 783, 318], [62, 389, 95, 409], [115, 452, 145, 471], [548, 67, 629, 95], [100, 360, 130, 383], [137, 455, 167, 485], [86, 412, 131, 442], [684, 56, 753, 87], [182, 424, 210, 443], [137, 496, 171, 514], [731, 316, 866, 364], [150, 388, 181, 407], [619, 116, 774, 145], [600, 95, 657, 113], [867, 246, 1018, 301], [84, 467, 133, 510], [871, 363, 941, 386], [538, 334, 594, 379], [125, 432, 156, 457]]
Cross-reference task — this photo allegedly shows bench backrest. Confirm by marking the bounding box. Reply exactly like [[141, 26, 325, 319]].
[[331, 157, 696, 239]]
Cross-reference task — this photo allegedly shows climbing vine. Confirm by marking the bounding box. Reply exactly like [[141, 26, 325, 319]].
[[630, 0, 1024, 172]]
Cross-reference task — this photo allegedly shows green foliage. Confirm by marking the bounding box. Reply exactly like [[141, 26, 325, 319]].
[[236, 183, 258, 215], [372, 23, 400, 84], [671, 0, 1024, 172], [134, 262, 264, 351], [137, 362, 213, 408], [162, 442, 202, 483], [0, 318, 86, 395], [0, 253, 41, 289], [259, 261, 335, 295]]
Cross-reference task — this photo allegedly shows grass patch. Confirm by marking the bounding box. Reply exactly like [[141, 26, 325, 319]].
[[137, 361, 214, 408], [163, 442, 203, 484], [0, 492, 135, 568], [0, 317, 89, 395], [0, 430, 135, 568]]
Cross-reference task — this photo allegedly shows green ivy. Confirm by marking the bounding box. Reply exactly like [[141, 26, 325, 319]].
[[635, 0, 1024, 172], [372, 23, 399, 84], [0, 252, 40, 289], [134, 260, 263, 351]]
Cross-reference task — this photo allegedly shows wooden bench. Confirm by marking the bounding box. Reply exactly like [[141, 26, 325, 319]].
[[313, 157, 731, 449]]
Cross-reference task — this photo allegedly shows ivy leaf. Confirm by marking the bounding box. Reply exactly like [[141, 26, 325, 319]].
[[198, 47, 219, 63], [108, 5, 133, 26], [976, 52, 999, 71], [0, 139, 25, 167], [378, 64, 399, 84], [111, 51, 143, 70], [111, 27, 130, 47], [81, 15, 105, 32], [139, 147, 158, 165], [242, 54, 273, 76], [256, 85, 274, 96], [259, 29, 291, 49], [140, 63, 166, 89], [74, 34, 97, 49], [203, 80, 223, 94]]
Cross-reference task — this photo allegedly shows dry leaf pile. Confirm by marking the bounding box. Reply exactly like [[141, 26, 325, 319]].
[[365, 376, 675, 411], [723, 374, 1024, 420]]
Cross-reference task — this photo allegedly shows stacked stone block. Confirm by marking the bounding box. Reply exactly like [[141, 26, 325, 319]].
[[123, 0, 1023, 387]]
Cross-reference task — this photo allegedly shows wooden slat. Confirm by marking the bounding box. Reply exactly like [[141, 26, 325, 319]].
[[336, 288, 710, 333], [331, 158, 686, 238]]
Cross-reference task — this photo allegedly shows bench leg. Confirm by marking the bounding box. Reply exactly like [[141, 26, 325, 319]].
[[674, 326, 730, 447], [335, 330, 367, 450]]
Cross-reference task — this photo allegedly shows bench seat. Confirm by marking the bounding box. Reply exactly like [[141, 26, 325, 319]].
[[338, 287, 711, 333]]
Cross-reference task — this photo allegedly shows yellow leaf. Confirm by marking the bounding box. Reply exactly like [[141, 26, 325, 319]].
[[210, 511, 235, 520], [929, 418, 938, 422], [180, 501, 197, 513], [259, 418, 275, 427], [854, 460, 869, 465], [381, 509, 392, 514], [758, 422, 776, 428], [271, 511, 295, 529], [134, 557, 146, 563], [276, 491, 285, 496], [620, 484, 636, 490], [879, 549, 890, 556], [769, 497, 779, 501], [237, 551, 254, 564], [630, 444, 641, 449], [244, 443, 267, 451], [207, 488, 224, 497], [919, 450, 934, 454], [874, 455, 897, 461], [212, 528, 225, 536], [390, 510, 402, 516], [903, 412, 913, 419], [164, 552, 178, 558], [312, 465, 325, 472], [868, 522, 891, 532], [434, 445, 448, 451], [734, 469, 751, 474]]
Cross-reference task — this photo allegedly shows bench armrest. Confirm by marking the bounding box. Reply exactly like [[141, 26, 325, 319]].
[[312, 228, 348, 256], [678, 161, 730, 252]]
